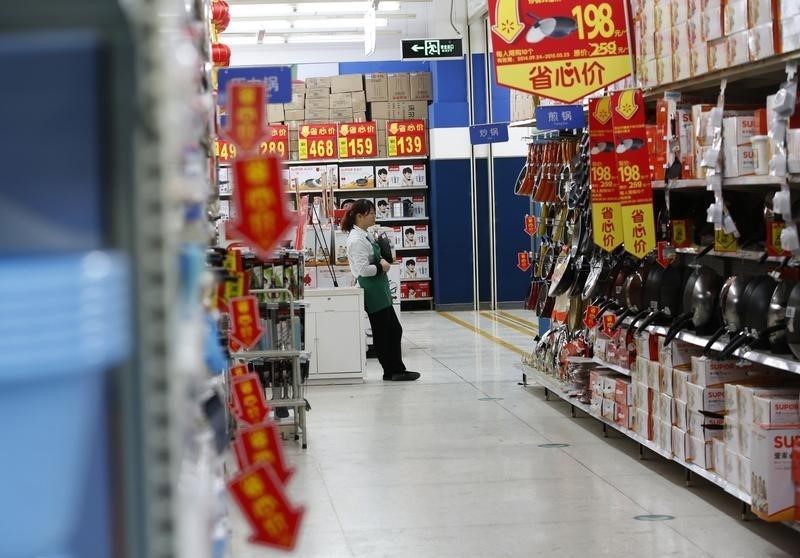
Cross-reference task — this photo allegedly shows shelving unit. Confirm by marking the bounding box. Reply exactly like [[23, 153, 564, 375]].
[[377, 217, 429, 223], [674, 246, 787, 263], [591, 357, 632, 377], [396, 247, 430, 253], [652, 176, 800, 190], [283, 155, 429, 165]]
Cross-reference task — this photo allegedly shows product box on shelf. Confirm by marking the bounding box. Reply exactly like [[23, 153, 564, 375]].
[[781, 15, 800, 52], [289, 165, 334, 190], [690, 356, 759, 387], [725, 415, 742, 452], [401, 225, 428, 247], [707, 37, 729, 71], [659, 338, 704, 368], [411, 195, 426, 217], [409, 72, 433, 101], [333, 228, 349, 266], [690, 36, 710, 77], [615, 378, 633, 406], [661, 363, 674, 396], [413, 281, 430, 298], [330, 92, 353, 110], [590, 394, 603, 417], [330, 74, 364, 94], [723, 144, 756, 177], [339, 166, 375, 189], [305, 97, 330, 111], [687, 382, 726, 413], [401, 256, 429, 279], [267, 103, 285, 123], [603, 375, 620, 399], [385, 225, 402, 249], [659, 392, 674, 424], [661, 419, 675, 452], [749, 0, 774, 26], [674, 398, 688, 430], [590, 368, 614, 395], [749, 23, 777, 61], [616, 403, 632, 429], [351, 91, 367, 113], [739, 385, 799, 425], [409, 164, 426, 186], [688, 435, 713, 468], [751, 425, 800, 521], [740, 421, 755, 458], [724, 0, 749, 35], [388, 73, 411, 101], [702, 4, 724, 40], [740, 455, 752, 493], [712, 438, 726, 472], [372, 198, 390, 220], [285, 108, 305, 121], [725, 447, 741, 486], [689, 410, 725, 440], [304, 76, 330, 89], [305, 87, 330, 100], [602, 397, 616, 420], [646, 359, 661, 391], [754, 395, 800, 426], [673, 426, 688, 461], [285, 91, 305, 111], [365, 73, 388, 102], [632, 381, 653, 412], [636, 408, 653, 439]]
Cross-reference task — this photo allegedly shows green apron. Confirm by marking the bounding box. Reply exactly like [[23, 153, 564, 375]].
[[357, 242, 392, 314]]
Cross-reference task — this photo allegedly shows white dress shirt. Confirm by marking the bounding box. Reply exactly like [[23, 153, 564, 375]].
[[346, 225, 379, 280]]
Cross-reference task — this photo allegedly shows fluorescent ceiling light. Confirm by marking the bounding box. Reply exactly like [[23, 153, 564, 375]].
[[377, 1, 400, 11], [224, 20, 292, 33], [286, 33, 365, 43], [293, 17, 387, 29], [220, 35, 286, 45], [294, 2, 369, 14], [229, 4, 294, 17]]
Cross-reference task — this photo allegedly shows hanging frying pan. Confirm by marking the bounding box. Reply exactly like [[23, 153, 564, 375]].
[[548, 248, 577, 297], [663, 245, 721, 344], [702, 275, 750, 354], [784, 282, 800, 360], [610, 256, 653, 331], [596, 257, 635, 319], [717, 275, 781, 360], [767, 278, 795, 354], [635, 262, 687, 334], [525, 12, 578, 43]]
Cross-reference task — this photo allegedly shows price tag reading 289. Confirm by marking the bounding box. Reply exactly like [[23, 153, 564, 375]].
[[337, 122, 378, 159], [387, 120, 427, 157], [260, 125, 289, 161], [298, 124, 337, 161]]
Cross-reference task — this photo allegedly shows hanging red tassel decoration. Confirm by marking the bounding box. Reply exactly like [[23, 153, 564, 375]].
[[211, 0, 231, 33], [212, 42, 231, 67]]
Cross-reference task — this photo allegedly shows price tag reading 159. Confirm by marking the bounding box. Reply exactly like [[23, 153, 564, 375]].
[[338, 122, 378, 159], [387, 120, 427, 157]]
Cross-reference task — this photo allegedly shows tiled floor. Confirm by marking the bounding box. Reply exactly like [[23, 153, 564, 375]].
[[228, 310, 800, 557]]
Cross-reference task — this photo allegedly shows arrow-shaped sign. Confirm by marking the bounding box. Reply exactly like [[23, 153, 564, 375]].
[[223, 82, 267, 153], [584, 305, 600, 329], [411, 43, 424, 52], [491, 0, 524, 43], [231, 373, 270, 425], [230, 295, 264, 350], [517, 251, 532, 272], [524, 215, 537, 236], [655, 241, 676, 269], [228, 464, 304, 551], [234, 421, 294, 485]]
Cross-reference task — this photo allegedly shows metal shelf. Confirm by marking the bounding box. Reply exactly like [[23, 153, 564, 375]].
[[591, 357, 632, 377], [284, 155, 429, 165], [518, 362, 752, 505], [652, 176, 800, 190], [674, 246, 785, 263], [401, 296, 433, 301], [377, 217, 429, 223], [395, 246, 430, 252], [400, 277, 431, 282], [231, 349, 309, 360], [335, 185, 428, 193], [644, 49, 800, 100], [508, 117, 538, 128]]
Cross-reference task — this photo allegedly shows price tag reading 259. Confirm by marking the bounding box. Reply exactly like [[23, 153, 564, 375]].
[[338, 122, 377, 159], [298, 124, 337, 160], [387, 120, 427, 157]]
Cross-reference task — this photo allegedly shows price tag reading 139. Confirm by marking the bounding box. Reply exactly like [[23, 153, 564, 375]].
[[338, 122, 378, 159], [387, 120, 427, 157], [298, 124, 337, 160]]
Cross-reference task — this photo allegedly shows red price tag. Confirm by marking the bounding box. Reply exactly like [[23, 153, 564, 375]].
[[766, 220, 791, 257], [602, 314, 616, 336], [338, 122, 378, 158], [215, 138, 239, 162], [234, 422, 294, 484], [387, 120, 427, 157], [259, 125, 290, 161], [656, 241, 676, 268], [524, 215, 537, 236], [231, 373, 269, 425], [584, 305, 600, 328], [517, 251, 531, 271], [298, 124, 338, 160]]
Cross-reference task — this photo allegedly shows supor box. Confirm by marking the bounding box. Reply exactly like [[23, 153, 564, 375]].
[[339, 166, 375, 189]]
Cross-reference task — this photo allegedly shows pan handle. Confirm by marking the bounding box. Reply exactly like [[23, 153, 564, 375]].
[[610, 308, 635, 332], [703, 326, 728, 355], [664, 312, 693, 346], [759, 322, 787, 337], [596, 300, 619, 319], [629, 308, 652, 328], [694, 244, 715, 260], [635, 310, 662, 335], [716, 331, 751, 361]]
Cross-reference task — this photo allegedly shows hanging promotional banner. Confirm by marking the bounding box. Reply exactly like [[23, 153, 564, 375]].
[[230, 363, 249, 378], [487, 0, 632, 103], [338, 122, 378, 159], [387, 120, 427, 157], [589, 96, 623, 251], [524, 215, 537, 236], [217, 272, 249, 313], [670, 219, 692, 248], [234, 422, 294, 484], [583, 304, 600, 329], [231, 373, 270, 425], [230, 295, 263, 350], [766, 221, 791, 257], [517, 251, 532, 271], [298, 123, 337, 160], [231, 157, 294, 257], [611, 89, 655, 259], [224, 82, 267, 153], [602, 313, 616, 336], [227, 464, 304, 550]]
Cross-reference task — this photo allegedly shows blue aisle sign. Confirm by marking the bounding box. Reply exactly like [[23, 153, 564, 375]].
[[535, 105, 585, 130], [217, 66, 292, 104], [469, 122, 509, 145]]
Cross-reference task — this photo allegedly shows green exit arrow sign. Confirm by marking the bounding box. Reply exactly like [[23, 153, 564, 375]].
[[401, 38, 464, 61]]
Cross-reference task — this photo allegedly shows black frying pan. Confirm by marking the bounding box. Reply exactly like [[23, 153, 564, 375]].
[[663, 246, 721, 344], [784, 282, 800, 360], [635, 262, 687, 334], [611, 256, 653, 331], [716, 275, 780, 360], [703, 275, 750, 354]]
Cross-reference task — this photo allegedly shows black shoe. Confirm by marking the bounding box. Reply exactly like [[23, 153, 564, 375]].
[[382, 371, 421, 381]]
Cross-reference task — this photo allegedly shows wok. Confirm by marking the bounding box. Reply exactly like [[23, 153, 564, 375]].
[[703, 275, 750, 354]]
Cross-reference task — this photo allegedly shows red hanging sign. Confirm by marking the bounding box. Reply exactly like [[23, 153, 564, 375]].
[[517, 251, 532, 271], [487, 0, 632, 103], [611, 89, 655, 259], [602, 313, 616, 336], [231, 373, 270, 425], [589, 96, 623, 252], [766, 220, 791, 257], [656, 241, 676, 268], [230, 295, 263, 350], [338, 122, 378, 159], [524, 214, 537, 236], [298, 123, 338, 160], [584, 304, 600, 329], [387, 120, 427, 157], [217, 271, 249, 313], [260, 125, 290, 161], [230, 363, 249, 378], [234, 422, 293, 484], [231, 157, 294, 258], [224, 82, 267, 153], [227, 464, 304, 550]]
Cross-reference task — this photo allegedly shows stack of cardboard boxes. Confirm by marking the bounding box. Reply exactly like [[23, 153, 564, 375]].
[[633, 0, 798, 88]]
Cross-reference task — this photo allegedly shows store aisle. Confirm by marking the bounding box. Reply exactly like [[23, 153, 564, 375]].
[[228, 311, 800, 558]]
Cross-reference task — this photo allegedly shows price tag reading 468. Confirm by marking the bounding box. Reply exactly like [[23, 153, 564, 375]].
[[387, 120, 427, 158], [298, 124, 338, 161]]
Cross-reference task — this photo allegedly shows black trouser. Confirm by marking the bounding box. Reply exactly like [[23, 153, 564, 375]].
[[367, 305, 406, 375]]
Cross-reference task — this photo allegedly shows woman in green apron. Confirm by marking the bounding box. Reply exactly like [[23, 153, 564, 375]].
[[341, 200, 420, 381]]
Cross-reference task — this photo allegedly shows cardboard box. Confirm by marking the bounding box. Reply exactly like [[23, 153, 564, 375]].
[[724, 448, 740, 485], [740, 422, 755, 458], [661, 363, 674, 396], [409, 72, 433, 100], [751, 426, 800, 520], [365, 73, 388, 102], [267, 103, 285, 123], [510, 90, 536, 121], [723, 144, 756, 177], [690, 356, 758, 387], [590, 395, 603, 417], [339, 166, 375, 189], [754, 395, 800, 426], [689, 410, 725, 440], [749, 23, 777, 61], [781, 15, 800, 52], [285, 91, 305, 110], [388, 73, 411, 101], [284, 109, 305, 121], [331, 74, 363, 94], [306, 97, 331, 111], [673, 426, 687, 460], [660, 338, 704, 368], [707, 37, 728, 71], [674, 398, 688, 430], [330, 108, 354, 121], [659, 392, 674, 424], [690, 34, 709, 77], [688, 435, 713, 468], [687, 382, 726, 412], [749, 0, 774, 25], [739, 385, 800, 425], [740, 455, 752, 493], [647, 359, 661, 390], [401, 256, 429, 279], [727, 30, 750, 67], [725, 416, 742, 452], [305, 87, 330, 99], [602, 397, 616, 420], [671, 0, 690, 24], [353, 111, 367, 122], [703, 5, 724, 40], [633, 381, 652, 411], [351, 90, 367, 113], [712, 438, 726, 471], [656, 55, 673, 84], [633, 356, 648, 385], [725, 0, 748, 34], [305, 108, 331, 121], [370, 101, 389, 120], [305, 76, 331, 89], [289, 165, 331, 190], [330, 92, 353, 109], [615, 378, 633, 406], [672, 53, 691, 82]]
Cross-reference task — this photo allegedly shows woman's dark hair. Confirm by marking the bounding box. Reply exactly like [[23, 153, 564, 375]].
[[341, 199, 376, 232]]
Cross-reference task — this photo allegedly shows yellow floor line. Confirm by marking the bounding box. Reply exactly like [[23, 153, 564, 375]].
[[495, 310, 539, 330], [439, 312, 527, 356], [487, 310, 539, 334], [480, 311, 538, 337]]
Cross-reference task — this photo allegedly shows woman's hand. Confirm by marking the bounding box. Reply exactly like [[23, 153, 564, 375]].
[[380, 259, 391, 273]]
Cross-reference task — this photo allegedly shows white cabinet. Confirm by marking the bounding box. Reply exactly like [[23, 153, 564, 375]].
[[304, 287, 366, 384]]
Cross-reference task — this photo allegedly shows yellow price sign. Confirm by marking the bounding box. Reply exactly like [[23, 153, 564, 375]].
[[714, 229, 738, 252]]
